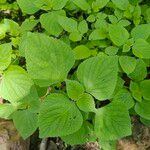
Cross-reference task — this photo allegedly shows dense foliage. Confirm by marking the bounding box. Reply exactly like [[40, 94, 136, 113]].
[[0, 0, 150, 149]]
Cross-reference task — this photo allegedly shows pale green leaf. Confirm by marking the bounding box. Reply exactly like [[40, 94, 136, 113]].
[[69, 32, 82, 42], [77, 93, 96, 112], [0, 104, 16, 119], [0, 43, 12, 71], [0, 65, 33, 103], [73, 45, 91, 60], [89, 29, 107, 40], [105, 46, 119, 56], [66, 79, 84, 101]]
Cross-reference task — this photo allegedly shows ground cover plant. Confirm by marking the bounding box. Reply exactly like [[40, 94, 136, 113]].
[[0, 0, 150, 149]]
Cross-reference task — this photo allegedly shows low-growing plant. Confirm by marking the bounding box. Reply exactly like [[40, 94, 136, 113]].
[[0, 0, 150, 149]]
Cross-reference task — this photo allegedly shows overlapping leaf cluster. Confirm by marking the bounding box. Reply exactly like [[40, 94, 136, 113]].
[[0, 0, 150, 149]]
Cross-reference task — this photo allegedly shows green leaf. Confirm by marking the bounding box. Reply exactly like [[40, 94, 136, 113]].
[[89, 29, 107, 40], [128, 59, 147, 81], [119, 56, 137, 74], [112, 0, 129, 10], [130, 81, 142, 102], [20, 18, 38, 34], [69, 32, 82, 42], [40, 11, 65, 36], [73, 0, 90, 10], [140, 118, 150, 127], [99, 140, 117, 150], [109, 24, 129, 46], [105, 46, 119, 56], [12, 109, 38, 139], [118, 19, 131, 27], [51, 0, 69, 10], [0, 65, 33, 103], [113, 89, 135, 109], [0, 43, 12, 71], [39, 93, 83, 137], [66, 79, 84, 101], [140, 80, 150, 101], [62, 122, 95, 145], [135, 100, 150, 120], [132, 39, 150, 59], [95, 101, 131, 141], [4, 19, 20, 36], [73, 45, 91, 60], [0, 104, 16, 119], [58, 16, 78, 32], [17, 0, 39, 14], [78, 20, 88, 34], [76, 93, 96, 112], [131, 24, 150, 40], [92, 0, 109, 12], [77, 56, 118, 100], [25, 33, 75, 87]]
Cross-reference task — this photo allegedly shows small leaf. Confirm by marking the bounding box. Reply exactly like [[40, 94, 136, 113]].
[[73, 0, 90, 10], [130, 81, 142, 102], [73, 45, 91, 60], [12, 109, 38, 139], [58, 16, 78, 32], [40, 11, 65, 36], [92, 0, 109, 12], [95, 101, 131, 141], [77, 93, 96, 112], [112, 0, 129, 10], [89, 29, 107, 40], [66, 79, 84, 101], [132, 39, 150, 59], [0, 43, 12, 71], [140, 80, 150, 101], [39, 93, 83, 137], [78, 20, 88, 34], [105, 46, 119, 56], [69, 32, 82, 42], [128, 59, 147, 81], [135, 100, 150, 120], [109, 24, 129, 46], [119, 56, 137, 74], [0, 104, 16, 119]]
